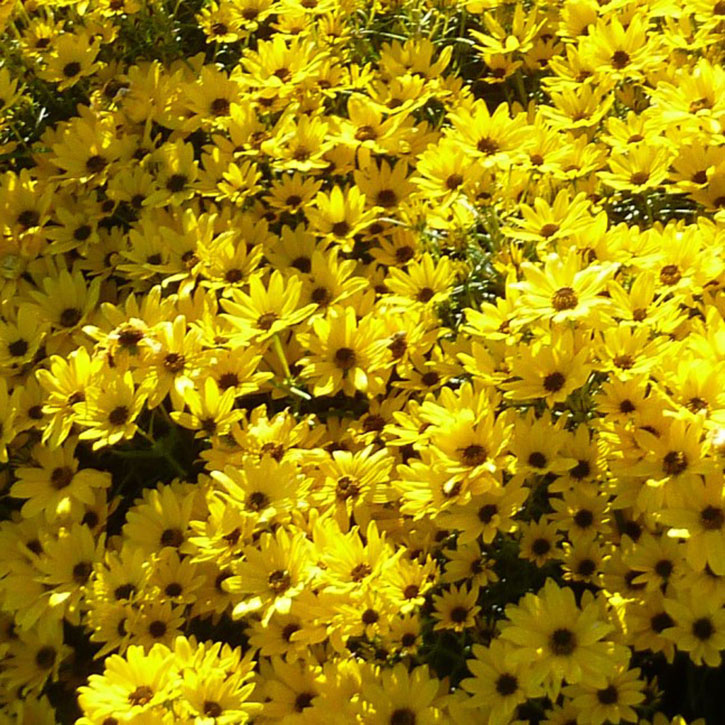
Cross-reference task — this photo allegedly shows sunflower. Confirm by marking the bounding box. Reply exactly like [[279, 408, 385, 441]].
[[36, 523, 106, 624], [361, 662, 445, 725], [76, 370, 147, 449], [503, 328, 591, 406], [432, 583, 481, 632], [226, 527, 316, 624], [35, 346, 98, 447], [658, 472, 725, 576], [125, 599, 187, 650], [123, 483, 197, 556], [257, 656, 324, 721], [221, 270, 316, 346], [39, 32, 102, 91], [171, 376, 243, 439], [299, 306, 389, 398], [77, 643, 179, 722], [305, 185, 376, 250], [313, 445, 392, 531], [448, 99, 531, 169], [441, 480, 529, 546], [177, 663, 260, 724], [143, 140, 201, 208], [441, 540, 499, 588], [504, 189, 595, 247], [500, 579, 628, 696], [28, 267, 101, 338], [2, 620, 70, 696], [211, 454, 303, 527], [581, 14, 664, 82], [513, 249, 616, 325], [461, 638, 544, 725], [353, 158, 417, 212], [386, 253, 457, 308], [661, 590, 725, 667], [563, 663, 646, 725], [518, 518, 562, 567], [11, 438, 111, 520], [50, 113, 124, 186]]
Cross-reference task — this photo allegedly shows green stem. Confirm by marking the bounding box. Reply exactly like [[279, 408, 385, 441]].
[[272, 333, 292, 381]]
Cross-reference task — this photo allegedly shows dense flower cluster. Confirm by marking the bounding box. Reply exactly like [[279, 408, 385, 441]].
[[0, 0, 723, 722]]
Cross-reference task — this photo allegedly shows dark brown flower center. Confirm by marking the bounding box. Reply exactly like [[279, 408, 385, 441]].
[[51, 466, 74, 490], [166, 174, 188, 193], [204, 701, 223, 717], [351, 563, 372, 581], [692, 617, 714, 640], [532, 537, 551, 556], [660, 264, 681, 286], [611, 50, 630, 68], [108, 406, 129, 426], [257, 312, 278, 330], [295, 692, 314, 711], [540, 223, 559, 238], [495, 673, 518, 696], [35, 646, 56, 668], [662, 450, 688, 476], [461, 443, 487, 466], [701, 505, 724, 530], [477, 136, 499, 154], [149, 620, 167, 638], [331, 220, 350, 237], [60, 307, 82, 327], [549, 628, 577, 655], [336, 475, 361, 500], [268, 569, 291, 594], [334, 347, 356, 370], [574, 509, 594, 529], [210, 98, 230, 116], [17, 209, 40, 229], [650, 611, 674, 633], [362, 608, 379, 624], [63, 61, 81, 78], [86, 154, 108, 174], [551, 287, 578, 311], [450, 605, 469, 623], [390, 709, 416, 725], [597, 685, 618, 705], [247, 491, 269, 511], [128, 685, 154, 706], [72, 561, 93, 584], [543, 371, 566, 392], [569, 460, 591, 480], [160, 528, 184, 548], [528, 452, 547, 469]]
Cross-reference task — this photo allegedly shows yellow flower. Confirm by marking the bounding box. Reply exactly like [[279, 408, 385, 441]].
[[658, 472, 725, 575], [500, 579, 628, 695], [77, 644, 179, 722], [432, 583, 481, 632], [662, 590, 725, 667], [513, 249, 616, 325], [171, 376, 243, 438], [12, 438, 111, 520], [77, 370, 147, 450], [39, 32, 102, 91], [221, 270, 316, 345], [305, 184, 376, 249], [300, 306, 389, 397], [461, 639, 544, 725], [226, 527, 316, 624], [563, 664, 646, 725]]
